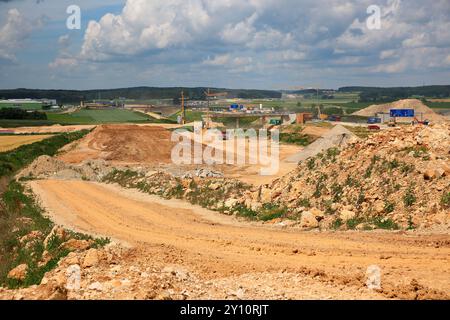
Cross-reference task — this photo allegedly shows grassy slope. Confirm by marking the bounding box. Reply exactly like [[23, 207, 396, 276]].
[[0, 130, 109, 288]]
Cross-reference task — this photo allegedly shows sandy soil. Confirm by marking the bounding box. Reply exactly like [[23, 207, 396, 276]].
[[9, 125, 96, 134], [57, 125, 177, 164], [0, 135, 54, 152], [29, 179, 450, 299], [56, 124, 303, 186]]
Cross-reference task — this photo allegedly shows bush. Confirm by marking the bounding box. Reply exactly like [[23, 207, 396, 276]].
[[384, 201, 395, 213], [307, 158, 316, 170], [441, 192, 450, 208], [403, 186, 416, 207]]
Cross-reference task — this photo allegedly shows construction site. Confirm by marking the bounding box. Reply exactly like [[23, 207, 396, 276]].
[[0, 92, 448, 301]]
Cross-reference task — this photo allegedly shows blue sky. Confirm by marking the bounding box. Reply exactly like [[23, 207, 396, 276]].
[[0, 0, 449, 90]]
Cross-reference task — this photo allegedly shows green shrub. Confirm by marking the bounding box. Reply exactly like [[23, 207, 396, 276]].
[[0, 130, 90, 178], [372, 217, 399, 230], [307, 158, 316, 170], [441, 192, 450, 208], [384, 201, 395, 213], [403, 186, 416, 207], [297, 198, 311, 208]]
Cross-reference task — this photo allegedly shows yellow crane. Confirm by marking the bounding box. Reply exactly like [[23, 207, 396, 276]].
[[179, 90, 187, 125]]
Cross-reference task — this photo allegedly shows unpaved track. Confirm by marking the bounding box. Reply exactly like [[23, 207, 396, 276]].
[[30, 180, 450, 299]]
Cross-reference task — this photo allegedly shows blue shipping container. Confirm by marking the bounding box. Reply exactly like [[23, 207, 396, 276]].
[[367, 117, 381, 124], [390, 109, 415, 117]]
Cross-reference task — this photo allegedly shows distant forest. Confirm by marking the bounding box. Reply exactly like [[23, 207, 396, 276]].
[[338, 86, 450, 102], [0, 87, 282, 104], [0, 108, 47, 120]]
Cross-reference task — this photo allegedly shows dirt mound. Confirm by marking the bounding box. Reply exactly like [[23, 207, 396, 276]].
[[353, 99, 447, 122], [17, 155, 115, 181], [243, 123, 450, 231], [58, 125, 176, 164]]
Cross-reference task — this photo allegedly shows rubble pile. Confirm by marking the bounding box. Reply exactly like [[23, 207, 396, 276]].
[[241, 123, 450, 230], [17, 155, 116, 181]]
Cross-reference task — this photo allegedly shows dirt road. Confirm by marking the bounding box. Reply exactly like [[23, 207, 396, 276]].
[[29, 179, 450, 299]]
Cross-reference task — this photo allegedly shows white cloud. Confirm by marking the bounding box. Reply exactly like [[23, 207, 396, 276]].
[[49, 57, 78, 69], [203, 54, 231, 66], [3, 0, 450, 88], [0, 8, 33, 61]]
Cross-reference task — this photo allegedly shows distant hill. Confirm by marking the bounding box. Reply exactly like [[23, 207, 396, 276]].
[[338, 86, 450, 102], [0, 87, 282, 104]]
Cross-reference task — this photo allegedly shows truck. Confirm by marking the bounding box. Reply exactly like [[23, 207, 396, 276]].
[[328, 115, 341, 122], [269, 119, 282, 125]]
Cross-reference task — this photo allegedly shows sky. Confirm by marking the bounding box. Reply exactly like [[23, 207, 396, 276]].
[[0, 0, 449, 90]]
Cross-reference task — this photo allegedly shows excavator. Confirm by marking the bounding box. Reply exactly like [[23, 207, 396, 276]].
[[412, 117, 430, 125]]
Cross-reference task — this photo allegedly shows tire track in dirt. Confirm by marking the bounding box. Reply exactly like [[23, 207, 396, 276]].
[[29, 179, 450, 299]]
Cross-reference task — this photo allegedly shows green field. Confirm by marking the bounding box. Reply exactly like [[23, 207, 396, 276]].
[[47, 109, 156, 124], [424, 101, 450, 109]]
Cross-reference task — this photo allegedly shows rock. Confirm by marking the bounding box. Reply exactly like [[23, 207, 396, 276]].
[[339, 209, 356, 222], [8, 264, 28, 281], [64, 252, 80, 265], [300, 211, 319, 229], [260, 187, 272, 203], [208, 182, 221, 190], [310, 208, 325, 220], [41, 283, 68, 300], [424, 169, 436, 180], [20, 231, 43, 244], [44, 226, 66, 248], [61, 239, 91, 251], [373, 200, 385, 214], [224, 198, 239, 208], [82, 248, 100, 268]]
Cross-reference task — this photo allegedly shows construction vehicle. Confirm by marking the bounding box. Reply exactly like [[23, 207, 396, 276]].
[[412, 117, 430, 125], [328, 115, 341, 122]]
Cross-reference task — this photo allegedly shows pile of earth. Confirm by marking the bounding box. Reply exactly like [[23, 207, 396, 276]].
[[58, 125, 177, 164], [17, 155, 116, 181], [240, 123, 450, 231], [0, 243, 391, 300], [352, 99, 447, 122]]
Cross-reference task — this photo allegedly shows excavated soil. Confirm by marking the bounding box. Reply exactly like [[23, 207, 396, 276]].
[[26, 179, 450, 299], [58, 125, 177, 164], [353, 99, 447, 122]]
